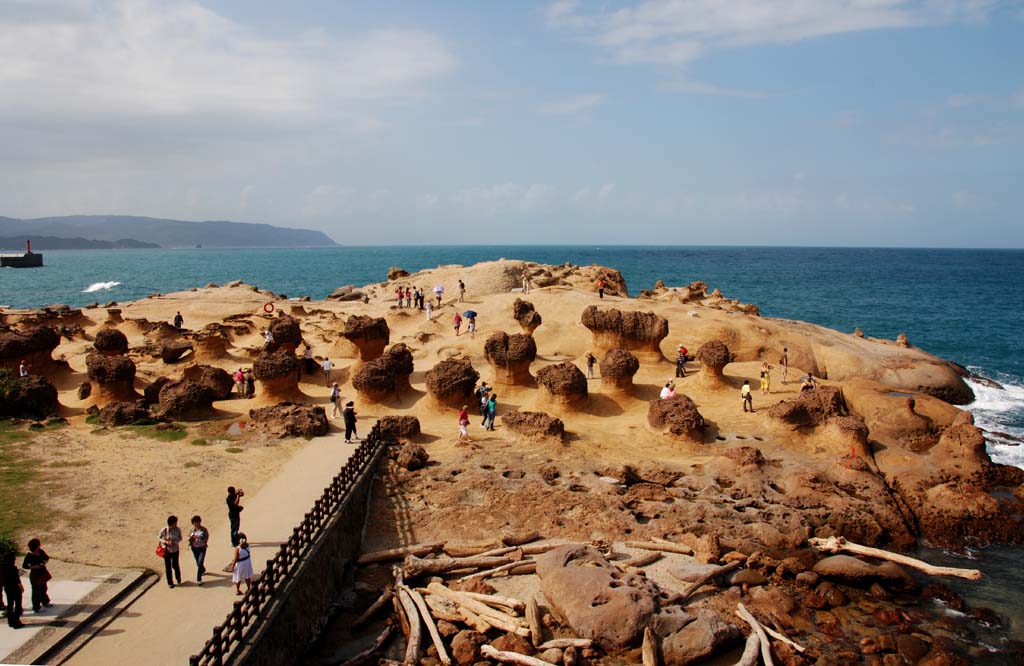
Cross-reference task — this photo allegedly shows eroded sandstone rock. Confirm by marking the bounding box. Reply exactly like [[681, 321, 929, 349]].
[[352, 343, 414, 403], [86, 352, 139, 404], [253, 349, 303, 402], [484, 332, 536, 386], [341, 315, 390, 363], [512, 299, 542, 335], [0, 326, 62, 373], [0, 372, 59, 419], [536, 362, 588, 408], [426, 358, 479, 408], [647, 395, 705, 441], [581, 307, 668, 361], [600, 349, 640, 391], [248, 402, 329, 438], [378, 415, 421, 441], [501, 410, 565, 442], [696, 341, 730, 388], [93, 328, 128, 356]]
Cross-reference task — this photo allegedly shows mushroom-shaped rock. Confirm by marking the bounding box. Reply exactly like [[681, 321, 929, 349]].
[[144, 376, 171, 405], [188, 330, 231, 361], [599, 349, 640, 391], [248, 403, 329, 438], [484, 332, 537, 386], [98, 400, 153, 426], [696, 341, 731, 388], [379, 415, 421, 442], [156, 380, 217, 419], [352, 343, 414, 403], [512, 299, 542, 335], [182, 364, 235, 401], [93, 328, 129, 356], [0, 372, 59, 419], [86, 352, 139, 404], [648, 395, 705, 441], [0, 326, 62, 373], [501, 411, 565, 442], [253, 350, 303, 402], [536, 362, 588, 408], [396, 442, 429, 471], [267, 314, 303, 353], [160, 340, 194, 364], [425, 357, 479, 408], [580, 306, 668, 361], [105, 308, 123, 324], [341, 315, 390, 363]]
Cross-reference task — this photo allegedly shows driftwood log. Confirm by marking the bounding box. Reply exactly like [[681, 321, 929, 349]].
[[422, 594, 465, 623], [502, 531, 542, 546], [405, 586, 452, 666], [808, 536, 983, 580], [352, 587, 394, 628], [642, 627, 659, 666], [426, 583, 529, 636], [526, 596, 544, 647], [539, 638, 592, 650], [395, 586, 423, 666], [624, 540, 694, 556], [729, 632, 761, 666], [358, 542, 446, 565], [459, 590, 526, 615], [616, 551, 663, 570], [736, 603, 775, 666], [404, 553, 519, 579], [675, 560, 742, 602], [445, 541, 501, 557], [482, 644, 558, 666], [458, 558, 537, 582]]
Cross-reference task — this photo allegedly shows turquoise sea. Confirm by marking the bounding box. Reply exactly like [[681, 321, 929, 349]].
[[3, 245, 1024, 645]]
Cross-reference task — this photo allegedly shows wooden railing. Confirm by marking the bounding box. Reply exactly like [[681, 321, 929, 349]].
[[189, 423, 384, 666]]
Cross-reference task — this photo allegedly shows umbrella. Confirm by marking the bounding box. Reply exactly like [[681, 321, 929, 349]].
[[433, 285, 444, 294], [463, 310, 477, 318]]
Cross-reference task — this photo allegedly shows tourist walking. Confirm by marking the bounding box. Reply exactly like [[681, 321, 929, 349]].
[[22, 539, 51, 611], [173, 311, 183, 329], [475, 382, 491, 425], [458, 280, 466, 303], [483, 394, 497, 431], [231, 534, 253, 596], [244, 369, 255, 398], [303, 344, 315, 375], [425, 300, 433, 320], [405, 287, 412, 308], [396, 286, 404, 307], [675, 345, 688, 378], [779, 348, 789, 384], [741, 380, 754, 412], [331, 382, 342, 418], [2, 551, 24, 628], [227, 487, 244, 547], [598, 278, 606, 299], [234, 368, 245, 396], [322, 358, 333, 386], [188, 515, 209, 585], [343, 401, 358, 443], [458, 405, 470, 441], [467, 315, 476, 339], [453, 312, 462, 336], [585, 352, 597, 379], [760, 362, 772, 395], [434, 285, 444, 308], [158, 516, 183, 589]]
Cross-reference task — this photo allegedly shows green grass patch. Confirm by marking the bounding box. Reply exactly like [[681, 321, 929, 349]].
[[128, 424, 187, 442], [85, 413, 103, 425], [0, 420, 48, 538], [225, 447, 244, 454], [191, 438, 211, 447]]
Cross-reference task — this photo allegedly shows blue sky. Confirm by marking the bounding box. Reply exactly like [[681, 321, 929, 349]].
[[0, 0, 1022, 246]]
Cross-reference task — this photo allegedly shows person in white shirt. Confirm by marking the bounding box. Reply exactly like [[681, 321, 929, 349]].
[[322, 358, 333, 386], [18, 360, 28, 377], [659, 381, 674, 399]]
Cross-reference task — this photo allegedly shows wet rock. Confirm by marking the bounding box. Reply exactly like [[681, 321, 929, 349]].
[[897, 634, 930, 663], [536, 362, 588, 408], [580, 306, 668, 361], [0, 373, 59, 419], [599, 349, 640, 391], [341, 315, 390, 362], [426, 358, 479, 408], [484, 332, 537, 385], [397, 442, 429, 471], [501, 411, 566, 442], [647, 394, 704, 441], [93, 328, 129, 355], [98, 400, 153, 426], [160, 340, 194, 364], [248, 402, 329, 438], [378, 415, 421, 442]]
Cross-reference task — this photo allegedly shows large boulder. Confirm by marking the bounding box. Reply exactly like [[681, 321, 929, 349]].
[[512, 299, 542, 335], [248, 403, 329, 438], [599, 349, 640, 391], [352, 343, 414, 403], [396, 442, 429, 471], [156, 380, 217, 419], [0, 372, 59, 419], [812, 555, 917, 591], [484, 332, 536, 386], [326, 285, 366, 302], [536, 362, 588, 409], [86, 352, 139, 404], [535, 545, 658, 650], [768, 385, 848, 427], [659, 609, 740, 666], [253, 350, 303, 402], [341, 315, 391, 363], [267, 314, 303, 353], [387, 267, 410, 281], [93, 328, 129, 356], [378, 415, 421, 441], [696, 341, 730, 388], [160, 340, 194, 364], [648, 395, 705, 441], [501, 411, 565, 442], [580, 307, 668, 361], [98, 400, 153, 426], [0, 326, 62, 373], [426, 358, 480, 408], [182, 364, 235, 401]]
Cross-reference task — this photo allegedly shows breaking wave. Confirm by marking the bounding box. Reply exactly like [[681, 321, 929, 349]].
[[966, 370, 1024, 470], [82, 281, 121, 293]]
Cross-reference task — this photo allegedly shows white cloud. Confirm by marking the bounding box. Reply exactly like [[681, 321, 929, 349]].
[[451, 183, 554, 215], [658, 79, 769, 98], [545, 1, 999, 69], [539, 93, 607, 115], [572, 183, 616, 206]]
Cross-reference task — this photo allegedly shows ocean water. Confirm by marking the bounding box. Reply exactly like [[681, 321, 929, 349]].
[[3, 245, 1024, 641]]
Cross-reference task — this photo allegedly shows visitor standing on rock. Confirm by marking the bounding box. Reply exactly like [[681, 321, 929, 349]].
[[741, 380, 754, 412], [231, 534, 253, 596], [483, 394, 498, 431], [458, 405, 470, 441], [2, 551, 24, 628], [425, 300, 433, 320], [676, 345, 688, 377], [187, 515, 209, 586], [434, 285, 444, 308], [22, 539, 51, 611], [396, 285, 404, 308], [779, 348, 789, 384], [173, 311, 183, 329], [303, 344, 315, 375], [459, 280, 466, 303], [598, 278, 606, 299], [158, 517, 183, 589], [405, 287, 412, 308], [467, 315, 476, 339], [453, 312, 462, 336], [322, 358, 333, 386], [521, 268, 531, 294], [343, 401, 358, 442], [760, 362, 772, 394], [585, 352, 597, 379], [331, 382, 342, 418], [227, 487, 244, 547]]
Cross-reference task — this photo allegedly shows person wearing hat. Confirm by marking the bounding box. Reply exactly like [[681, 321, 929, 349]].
[[343, 401, 358, 443]]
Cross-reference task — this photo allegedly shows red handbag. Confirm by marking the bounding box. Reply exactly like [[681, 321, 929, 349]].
[[156, 543, 167, 558]]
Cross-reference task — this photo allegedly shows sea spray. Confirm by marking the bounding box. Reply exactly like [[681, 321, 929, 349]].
[[82, 281, 122, 293], [967, 372, 1024, 470]]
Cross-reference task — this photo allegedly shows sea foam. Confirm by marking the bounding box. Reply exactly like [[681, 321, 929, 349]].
[[966, 374, 1024, 470], [82, 281, 121, 293]]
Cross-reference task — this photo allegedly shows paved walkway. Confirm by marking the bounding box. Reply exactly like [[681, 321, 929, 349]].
[[65, 435, 357, 666]]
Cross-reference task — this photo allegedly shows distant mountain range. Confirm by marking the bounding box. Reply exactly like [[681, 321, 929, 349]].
[[0, 215, 336, 248], [0, 235, 160, 250]]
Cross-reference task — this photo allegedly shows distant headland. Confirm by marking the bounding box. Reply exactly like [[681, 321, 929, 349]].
[[0, 214, 336, 249]]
